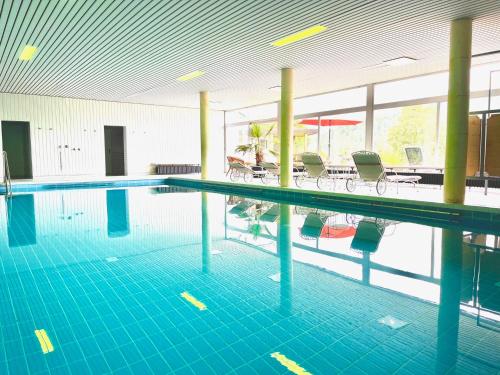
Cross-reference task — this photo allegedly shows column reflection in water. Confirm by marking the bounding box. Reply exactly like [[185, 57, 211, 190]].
[[278, 203, 293, 315], [201, 192, 211, 273], [106, 189, 129, 238], [436, 228, 463, 374], [7, 194, 37, 247]]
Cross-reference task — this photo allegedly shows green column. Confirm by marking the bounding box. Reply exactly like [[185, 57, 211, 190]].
[[201, 192, 211, 273], [200, 91, 209, 179], [444, 18, 472, 204], [280, 68, 294, 187], [278, 203, 293, 315], [436, 228, 463, 373]]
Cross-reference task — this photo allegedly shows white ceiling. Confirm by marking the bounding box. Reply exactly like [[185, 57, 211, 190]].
[[0, 0, 500, 110]]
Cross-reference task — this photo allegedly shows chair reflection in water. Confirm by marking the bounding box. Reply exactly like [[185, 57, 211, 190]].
[[300, 210, 356, 241], [350, 219, 386, 253]]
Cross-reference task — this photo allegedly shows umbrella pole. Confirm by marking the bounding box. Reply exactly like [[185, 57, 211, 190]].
[[328, 127, 332, 160]]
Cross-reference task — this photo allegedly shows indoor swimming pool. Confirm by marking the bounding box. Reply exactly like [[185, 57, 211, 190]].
[[0, 185, 499, 374]]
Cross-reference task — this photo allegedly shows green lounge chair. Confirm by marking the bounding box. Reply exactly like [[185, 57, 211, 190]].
[[229, 200, 255, 217], [259, 204, 280, 223], [347, 151, 422, 195], [350, 219, 385, 253], [300, 152, 353, 190], [260, 161, 304, 186], [405, 147, 424, 166], [300, 212, 327, 239]]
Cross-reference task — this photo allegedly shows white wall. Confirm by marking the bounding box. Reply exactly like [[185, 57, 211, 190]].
[[0, 93, 224, 179]]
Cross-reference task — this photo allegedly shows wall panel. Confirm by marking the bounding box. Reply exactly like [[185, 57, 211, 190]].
[[0, 93, 224, 179]]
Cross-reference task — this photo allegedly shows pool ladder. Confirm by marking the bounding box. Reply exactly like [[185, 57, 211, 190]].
[[3, 151, 12, 198]]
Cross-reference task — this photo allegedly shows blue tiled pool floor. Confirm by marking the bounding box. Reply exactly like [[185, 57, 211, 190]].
[[0, 188, 499, 374]]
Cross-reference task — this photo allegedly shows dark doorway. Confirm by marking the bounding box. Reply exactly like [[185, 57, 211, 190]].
[[7, 194, 37, 247], [1, 121, 33, 179], [104, 126, 126, 176], [106, 189, 130, 238]]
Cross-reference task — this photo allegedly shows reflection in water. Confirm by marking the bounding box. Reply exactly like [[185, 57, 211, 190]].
[[462, 234, 500, 328], [7, 194, 36, 247], [279, 204, 293, 315], [350, 218, 390, 285], [0, 188, 498, 374], [106, 189, 129, 238], [201, 192, 211, 273], [350, 218, 386, 253], [437, 228, 463, 374]]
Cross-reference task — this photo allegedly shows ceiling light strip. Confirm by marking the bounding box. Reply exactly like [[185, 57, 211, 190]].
[[271, 25, 327, 47], [177, 70, 205, 82]]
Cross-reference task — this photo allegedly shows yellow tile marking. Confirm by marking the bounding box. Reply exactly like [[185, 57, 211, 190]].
[[34, 329, 54, 354], [270, 352, 311, 375], [180, 291, 207, 311]]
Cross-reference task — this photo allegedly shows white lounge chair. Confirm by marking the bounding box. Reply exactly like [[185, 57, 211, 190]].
[[347, 151, 421, 195], [299, 152, 353, 190], [228, 162, 265, 182], [260, 161, 303, 186]]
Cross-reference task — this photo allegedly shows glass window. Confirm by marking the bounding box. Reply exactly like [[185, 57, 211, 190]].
[[318, 112, 366, 165], [436, 102, 447, 167], [470, 61, 500, 92], [293, 119, 319, 161], [373, 104, 438, 166], [227, 122, 279, 164], [374, 73, 448, 104], [257, 122, 279, 163], [225, 103, 277, 124], [226, 125, 248, 159], [294, 87, 366, 116]]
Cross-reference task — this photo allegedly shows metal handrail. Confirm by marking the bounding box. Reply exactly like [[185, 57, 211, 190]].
[[3, 151, 12, 197]]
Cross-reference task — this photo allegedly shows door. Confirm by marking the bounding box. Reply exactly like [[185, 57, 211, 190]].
[[1, 121, 33, 179], [104, 126, 126, 176]]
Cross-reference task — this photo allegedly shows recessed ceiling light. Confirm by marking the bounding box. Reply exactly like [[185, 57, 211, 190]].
[[383, 57, 417, 66], [271, 25, 327, 47], [177, 70, 205, 82], [19, 45, 37, 61], [268, 85, 281, 92]]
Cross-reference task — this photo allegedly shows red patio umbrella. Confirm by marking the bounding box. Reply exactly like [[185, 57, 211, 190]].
[[320, 225, 357, 239], [298, 225, 357, 239], [300, 119, 361, 126]]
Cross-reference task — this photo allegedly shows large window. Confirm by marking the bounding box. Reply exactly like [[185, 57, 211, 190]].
[[226, 125, 248, 159], [319, 112, 366, 164], [225, 59, 500, 170], [293, 119, 319, 160], [225, 103, 277, 124], [374, 73, 448, 104], [373, 104, 438, 166], [294, 87, 366, 116]]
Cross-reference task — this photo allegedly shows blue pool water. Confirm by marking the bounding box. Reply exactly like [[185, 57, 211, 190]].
[[0, 186, 499, 374]]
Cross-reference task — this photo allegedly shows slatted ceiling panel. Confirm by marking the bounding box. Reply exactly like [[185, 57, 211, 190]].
[[0, 1, 476, 101], [0, 1, 500, 109]]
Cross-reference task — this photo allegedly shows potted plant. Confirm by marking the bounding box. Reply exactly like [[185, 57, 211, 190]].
[[235, 123, 277, 165]]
